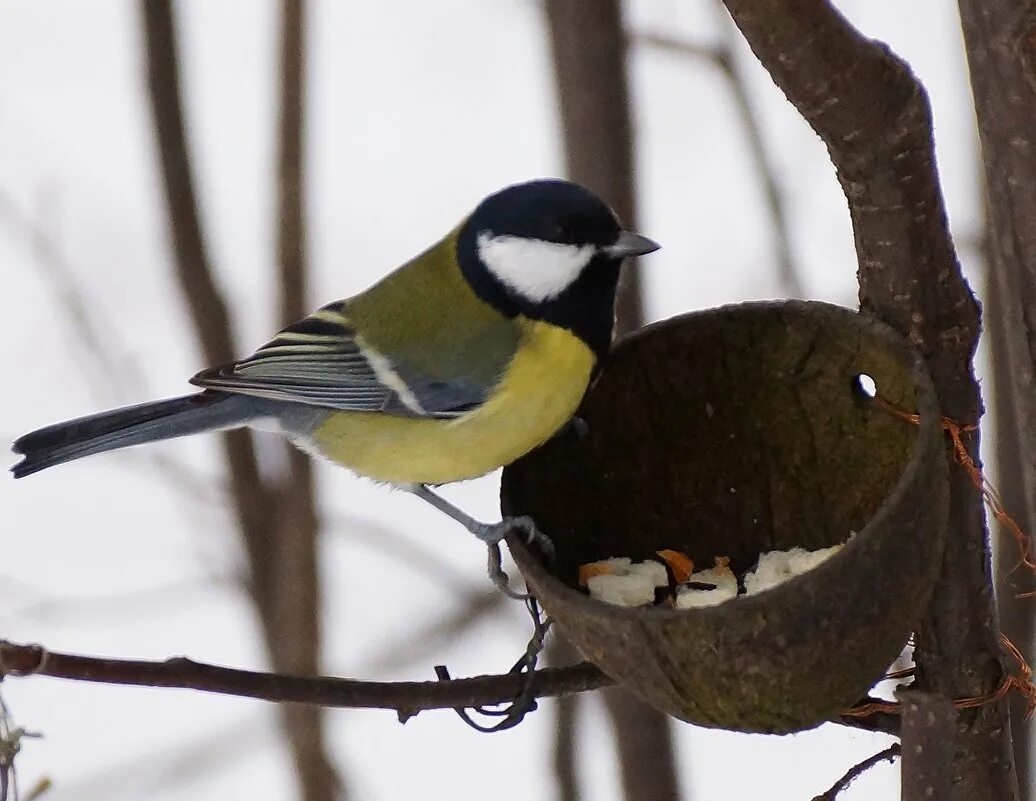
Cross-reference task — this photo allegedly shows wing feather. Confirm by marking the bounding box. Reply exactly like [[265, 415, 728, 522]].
[[190, 303, 489, 416]]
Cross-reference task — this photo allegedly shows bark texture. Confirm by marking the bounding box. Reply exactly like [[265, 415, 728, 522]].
[[958, 5, 1036, 793]]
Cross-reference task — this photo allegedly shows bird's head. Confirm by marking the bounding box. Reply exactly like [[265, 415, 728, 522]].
[[457, 179, 660, 356]]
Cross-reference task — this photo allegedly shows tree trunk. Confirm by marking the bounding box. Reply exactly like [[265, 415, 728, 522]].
[[958, 3, 1036, 796]]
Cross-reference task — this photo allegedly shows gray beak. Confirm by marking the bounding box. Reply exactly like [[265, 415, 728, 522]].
[[603, 230, 661, 259]]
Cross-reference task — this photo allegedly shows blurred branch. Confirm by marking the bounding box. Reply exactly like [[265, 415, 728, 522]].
[[636, 13, 804, 298], [982, 192, 1031, 798], [715, 0, 1011, 797], [547, 637, 582, 801], [544, 0, 643, 334], [959, 4, 1036, 795], [140, 2, 340, 799], [0, 640, 612, 719], [544, 4, 679, 798], [958, 0, 1036, 566], [270, 1, 340, 799], [988, 262, 1033, 795], [601, 685, 682, 801]]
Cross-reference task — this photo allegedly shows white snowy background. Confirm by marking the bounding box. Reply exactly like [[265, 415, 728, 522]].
[[0, 1, 993, 799]]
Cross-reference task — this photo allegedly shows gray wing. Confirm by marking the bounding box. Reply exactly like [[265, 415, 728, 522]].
[[190, 304, 489, 418]]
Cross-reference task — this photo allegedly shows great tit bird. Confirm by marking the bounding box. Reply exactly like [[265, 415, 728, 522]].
[[11, 179, 659, 585]]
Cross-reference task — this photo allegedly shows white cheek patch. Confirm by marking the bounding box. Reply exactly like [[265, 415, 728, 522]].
[[477, 231, 596, 302]]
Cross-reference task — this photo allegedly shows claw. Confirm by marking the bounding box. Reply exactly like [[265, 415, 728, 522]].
[[487, 543, 533, 601], [504, 516, 556, 564], [473, 516, 553, 557]]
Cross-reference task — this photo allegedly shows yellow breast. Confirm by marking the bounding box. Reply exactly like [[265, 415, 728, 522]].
[[310, 319, 596, 484]]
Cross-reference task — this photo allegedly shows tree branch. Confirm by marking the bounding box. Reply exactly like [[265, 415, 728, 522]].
[[716, 1, 1012, 797], [810, 744, 901, 801], [0, 640, 612, 720]]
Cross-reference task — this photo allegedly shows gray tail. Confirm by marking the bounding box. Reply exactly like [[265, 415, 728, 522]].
[[11, 391, 257, 478]]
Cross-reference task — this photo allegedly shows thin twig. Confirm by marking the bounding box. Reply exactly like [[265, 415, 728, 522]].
[[0, 690, 43, 801], [0, 640, 612, 721], [811, 744, 901, 801]]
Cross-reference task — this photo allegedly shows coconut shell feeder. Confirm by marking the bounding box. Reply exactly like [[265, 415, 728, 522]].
[[501, 300, 949, 734]]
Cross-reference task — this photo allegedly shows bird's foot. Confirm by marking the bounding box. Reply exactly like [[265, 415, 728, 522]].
[[473, 515, 555, 559], [400, 484, 554, 599]]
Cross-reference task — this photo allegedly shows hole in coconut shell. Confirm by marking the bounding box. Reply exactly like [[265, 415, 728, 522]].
[[853, 372, 878, 399]]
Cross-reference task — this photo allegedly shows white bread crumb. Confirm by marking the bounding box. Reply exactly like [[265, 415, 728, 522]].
[[627, 560, 669, 588], [675, 560, 739, 609], [743, 543, 844, 596], [587, 572, 657, 607]]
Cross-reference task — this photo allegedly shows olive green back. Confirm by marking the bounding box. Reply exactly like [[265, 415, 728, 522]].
[[346, 230, 521, 390]]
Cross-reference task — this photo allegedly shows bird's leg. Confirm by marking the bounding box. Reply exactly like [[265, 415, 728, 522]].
[[402, 484, 554, 599]]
